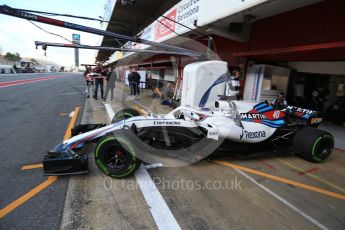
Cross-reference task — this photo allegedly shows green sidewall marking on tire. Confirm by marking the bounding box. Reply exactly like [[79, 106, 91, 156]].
[[95, 136, 138, 178], [115, 112, 134, 121], [312, 135, 333, 162], [123, 112, 134, 118], [96, 158, 110, 175]]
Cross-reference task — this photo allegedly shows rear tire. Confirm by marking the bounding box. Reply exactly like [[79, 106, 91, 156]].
[[292, 127, 334, 163], [94, 136, 141, 178], [112, 108, 141, 124]]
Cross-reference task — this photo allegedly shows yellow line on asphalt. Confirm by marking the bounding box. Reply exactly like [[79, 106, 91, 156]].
[[63, 107, 81, 141], [213, 160, 345, 201], [276, 158, 345, 194], [21, 164, 43, 170], [0, 107, 80, 219], [0, 176, 57, 219]]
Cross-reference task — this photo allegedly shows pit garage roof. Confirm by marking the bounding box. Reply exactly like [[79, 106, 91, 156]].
[[96, 0, 180, 62]]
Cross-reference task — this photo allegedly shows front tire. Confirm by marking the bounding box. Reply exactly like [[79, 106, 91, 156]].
[[94, 136, 141, 178], [293, 127, 334, 163], [112, 108, 140, 124]]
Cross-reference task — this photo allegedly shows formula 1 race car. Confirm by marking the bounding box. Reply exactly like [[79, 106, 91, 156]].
[[43, 61, 334, 178], [42, 99, 334, 178]]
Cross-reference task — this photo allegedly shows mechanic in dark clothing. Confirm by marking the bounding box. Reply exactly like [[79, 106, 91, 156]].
[[128, 69, 133, 95], [312, 84, 329, 111], [154, 82, 177, 108], [272, 92, 287, 110], [128, 67, 141, 96], [93, 63, 106, 100]]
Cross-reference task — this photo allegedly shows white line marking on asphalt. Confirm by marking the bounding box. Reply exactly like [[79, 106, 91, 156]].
[[135, 166, 181, 230], [59, 92, 85, 96], [142, 163, 164, 170], [235, 169, 328, 230], [104, 103, 115, 121], [103, 103, 181, 230], [69, 111, 75, 118]]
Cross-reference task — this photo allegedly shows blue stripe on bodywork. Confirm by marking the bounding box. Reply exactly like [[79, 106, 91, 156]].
[[257, 107, 272, 113], [264, 119, 285, 125], [262, 121, 284, 128], [199, 73, 228, 107], [254, 103, 268, 110], [303, 114, 311, 119]]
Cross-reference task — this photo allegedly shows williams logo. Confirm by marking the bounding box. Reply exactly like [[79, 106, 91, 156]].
[[153, 121, 181, 126], [240, 130, 266, 140], [240, 113, 266, 120]]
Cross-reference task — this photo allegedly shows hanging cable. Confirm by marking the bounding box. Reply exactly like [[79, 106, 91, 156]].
[[0, 5, 205, 57], [28, 20, 73, 43], [16, 6, 139, 49], [17, 6, 199, 38], [14, 5, 205, 38], [17, 6, 203, 44]]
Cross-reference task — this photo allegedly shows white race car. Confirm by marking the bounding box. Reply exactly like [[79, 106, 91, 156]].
[[43, 98, 333, 178], [43, 61, 334, 178]]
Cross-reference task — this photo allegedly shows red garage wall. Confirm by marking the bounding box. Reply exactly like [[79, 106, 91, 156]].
[[212, 35, 248, 67], [249, 0, 345, 51]]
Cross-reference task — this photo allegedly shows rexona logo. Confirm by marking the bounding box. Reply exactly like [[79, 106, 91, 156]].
[[153, 121, 181, 126], [240, 113, 266, 120], [240, 130, 266, 140]]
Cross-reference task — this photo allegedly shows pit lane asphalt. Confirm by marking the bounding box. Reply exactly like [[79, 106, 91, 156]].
[[0, 72, 85, 229]]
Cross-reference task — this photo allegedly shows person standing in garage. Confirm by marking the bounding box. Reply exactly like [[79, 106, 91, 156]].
[[225, 69, 241, 100], [103, 67, 117, 103], [128, 68, 133, 95], [93, 63, 105, 100], [272, 92, 288, 109], [128, 67, 141, 97], [312, 83, 329, 111]]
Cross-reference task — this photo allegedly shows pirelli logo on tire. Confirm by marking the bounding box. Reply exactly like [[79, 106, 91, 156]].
[[96, 158, 110, 175]]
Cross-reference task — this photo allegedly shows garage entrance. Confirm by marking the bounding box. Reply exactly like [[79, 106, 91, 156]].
[[287, 61, 345, 125]]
